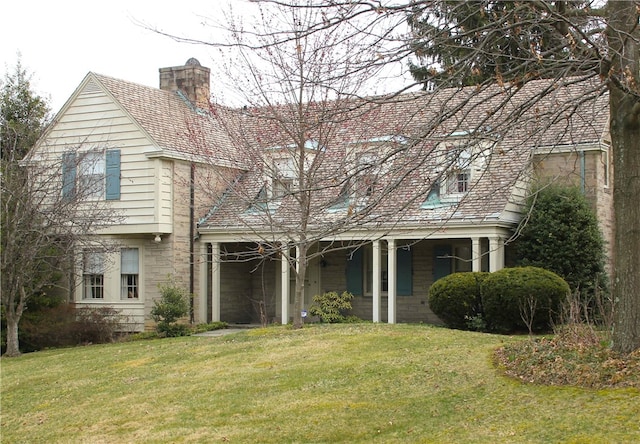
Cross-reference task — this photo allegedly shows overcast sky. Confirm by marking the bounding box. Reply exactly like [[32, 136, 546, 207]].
[[1, 0, 243, 112], [2, 1, 414, 114]]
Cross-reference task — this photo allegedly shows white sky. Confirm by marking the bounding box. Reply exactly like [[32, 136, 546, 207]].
[[2, 0, 414, 114], [1, 0, 244, 112]]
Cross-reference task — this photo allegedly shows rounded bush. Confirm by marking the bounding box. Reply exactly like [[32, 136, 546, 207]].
[[428, 272, 489, 330], [480, 266, 569, 333], [514, 184, 607, 298]]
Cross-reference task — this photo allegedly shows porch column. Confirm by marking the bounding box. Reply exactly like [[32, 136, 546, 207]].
[[471, 237, 482, 272], [387, 238, 397, 324], [489, 236, 505, 272], [281, 244, 290, 325], [372, 240, 382, 323], [197, 242, 208, 323], [211, 242, 221, 322]]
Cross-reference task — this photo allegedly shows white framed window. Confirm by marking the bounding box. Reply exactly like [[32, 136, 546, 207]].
[[83, 251, 105, 299], [273, 158, 296, 197], [79, 151, 105, 199], [446, 170, 470, 194], [121, 248, 139, 299], [355, 152, 379, 198], [443, 146, 472, 195], [62, 149, 120, 200]]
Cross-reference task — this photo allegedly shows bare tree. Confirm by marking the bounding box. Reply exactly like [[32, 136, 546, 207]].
[[2, 70, 121, 356], [147, 1, 600, 331], [152, 1, 637, 350], [195, 4, 441, 328], [221, 0, 639, 352]]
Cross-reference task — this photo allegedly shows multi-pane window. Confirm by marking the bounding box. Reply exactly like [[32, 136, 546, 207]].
[[444, 146, 472, 195], [79, 151, 105, 198], [447, 171, 470, 193], [273, 158, 295, 197], [61, 149, 120, 200], [83, 251, 105, 299], [121, 248, 139, 299]]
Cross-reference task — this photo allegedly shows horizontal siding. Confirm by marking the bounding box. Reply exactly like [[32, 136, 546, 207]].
[[36, 82, 173, 231], [160, 162, 173, 220]]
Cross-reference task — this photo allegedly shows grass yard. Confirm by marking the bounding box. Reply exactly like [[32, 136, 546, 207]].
[[2, 324, 639, 443]]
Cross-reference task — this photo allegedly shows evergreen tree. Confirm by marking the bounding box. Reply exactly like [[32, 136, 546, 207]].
[[515, 185, 607, 298], [407, 1, 595, 87], [1, 57, 50, 159]]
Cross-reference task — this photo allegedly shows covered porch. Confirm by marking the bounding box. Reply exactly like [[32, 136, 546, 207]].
[[197, 226, 511, 325]]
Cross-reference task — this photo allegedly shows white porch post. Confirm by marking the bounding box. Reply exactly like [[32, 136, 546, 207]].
[[471, 237, 482, 272], [211, 242, 221, 322], [387, 238, 397, 324], [281, 244, 290, 325], [489, 236, 505, 272], [372, 240, 382, 323], [197, 242, 208, 323]]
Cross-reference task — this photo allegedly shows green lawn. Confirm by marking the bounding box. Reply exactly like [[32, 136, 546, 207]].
[[2, 324, 638, 443]]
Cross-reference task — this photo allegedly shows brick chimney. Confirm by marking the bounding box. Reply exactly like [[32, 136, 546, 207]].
[[159, 58, 211, 109]]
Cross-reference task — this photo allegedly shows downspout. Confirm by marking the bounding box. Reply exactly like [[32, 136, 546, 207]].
[[189, 162, 195, 323], [579, 150, 586, 194]]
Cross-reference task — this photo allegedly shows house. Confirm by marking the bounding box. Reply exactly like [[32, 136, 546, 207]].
[[28, 59, 612, 329]]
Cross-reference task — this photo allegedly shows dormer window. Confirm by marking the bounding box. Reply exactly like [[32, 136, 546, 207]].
[[272, 158, 296, 198], [446, 170, 470, 194], [422, 137, 494, 209], [355, 152, 378, 198], [443, 145, 472, 196]]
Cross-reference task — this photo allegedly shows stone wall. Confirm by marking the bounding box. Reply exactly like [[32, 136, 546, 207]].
[[533, 147, 614, 270]]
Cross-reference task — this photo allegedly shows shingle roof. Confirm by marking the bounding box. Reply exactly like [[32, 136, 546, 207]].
[[92, 73, 245, 168], [198, 76, 609, 235]]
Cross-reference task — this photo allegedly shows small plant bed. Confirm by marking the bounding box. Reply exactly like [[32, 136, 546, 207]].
[[494, 328, 640, 389]]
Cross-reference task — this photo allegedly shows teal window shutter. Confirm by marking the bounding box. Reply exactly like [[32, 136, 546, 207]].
[[105, 149, 121, 200], [62, 152, 76, 199], [433, 245, 452, 283], [346, 248, 363, 296], [396, 247, 412, 296]]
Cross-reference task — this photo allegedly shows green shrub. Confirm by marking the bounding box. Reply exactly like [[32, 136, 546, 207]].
[[514, 184, 608, 299], [481, 266, 569, 333], [309, 291, 354, 323], [151, 279, 190, 337], [428, 272, 489, 330]]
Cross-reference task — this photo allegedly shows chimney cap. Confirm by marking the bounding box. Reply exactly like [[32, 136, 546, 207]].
[[185, 57, 201, 67]]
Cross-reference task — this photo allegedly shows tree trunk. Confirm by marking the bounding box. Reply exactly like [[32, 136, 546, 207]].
[[292, 244, 308, 329], [608, 0, 640, 354], [4, 313, 22, 357], [610, 89, 640, 353]]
